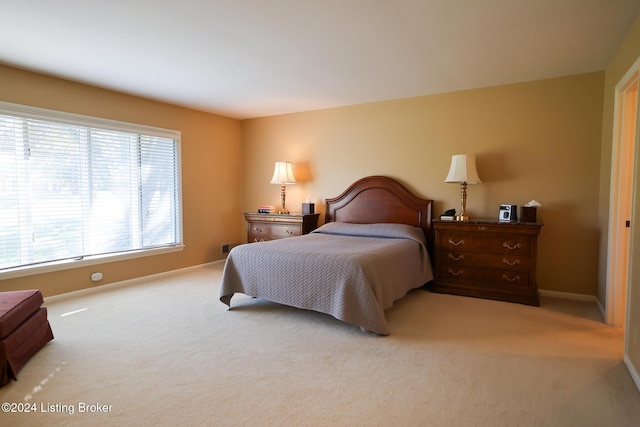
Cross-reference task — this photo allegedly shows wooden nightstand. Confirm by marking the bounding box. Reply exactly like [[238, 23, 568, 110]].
[[430, 220, 542, 306], [244, 213, 320, 242]]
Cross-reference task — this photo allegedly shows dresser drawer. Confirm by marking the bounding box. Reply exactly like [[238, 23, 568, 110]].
[[244, 213, 320, 243], [438, 232, 531, 255], [440, 250, 530, 271], [250, 223, 301, 241], [438, 264, 530, 287]]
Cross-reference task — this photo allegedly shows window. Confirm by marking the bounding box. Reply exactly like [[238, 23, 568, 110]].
[[0, 102, 183, 277]]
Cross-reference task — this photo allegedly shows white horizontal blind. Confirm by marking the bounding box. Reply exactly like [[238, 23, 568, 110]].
[[0, 102, 182, 271]]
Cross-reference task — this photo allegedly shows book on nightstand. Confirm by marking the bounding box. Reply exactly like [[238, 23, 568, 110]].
[[257, 206, 275, 214], [439, 209, 456, 221]]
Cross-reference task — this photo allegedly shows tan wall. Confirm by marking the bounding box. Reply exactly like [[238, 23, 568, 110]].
[[599, 14, 640, 382], [242, 73, 604, 296], [0, 65, 606, 302], [0, 64, 243, 296]]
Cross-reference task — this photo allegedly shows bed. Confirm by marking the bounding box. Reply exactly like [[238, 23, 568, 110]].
[[219, 175, 433, 335]]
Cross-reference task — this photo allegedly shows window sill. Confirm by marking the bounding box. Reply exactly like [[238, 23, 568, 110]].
[[0, 245, 185, 280]]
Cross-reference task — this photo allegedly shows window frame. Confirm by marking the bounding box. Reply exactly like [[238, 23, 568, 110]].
[[0, 101, 184, 280]]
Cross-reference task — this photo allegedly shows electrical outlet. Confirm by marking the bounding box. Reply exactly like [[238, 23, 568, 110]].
[[221, 244, 230, 254]]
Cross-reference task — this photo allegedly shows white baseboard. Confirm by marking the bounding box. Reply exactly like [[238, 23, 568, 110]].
[[624, 355, 640, 393], [538, 289, 596, 302], [595, 298, 607, 322], [44, 260, 224, 304]]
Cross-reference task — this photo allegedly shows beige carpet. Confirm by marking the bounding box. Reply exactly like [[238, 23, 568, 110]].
[[1, 262, 639, 426]]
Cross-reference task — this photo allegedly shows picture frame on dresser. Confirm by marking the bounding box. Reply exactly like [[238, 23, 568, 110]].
[[429, 219, 542, 306]]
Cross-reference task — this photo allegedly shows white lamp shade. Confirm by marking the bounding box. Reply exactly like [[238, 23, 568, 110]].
[[445, 154, 481, 184], [270, 161, 297, 184]]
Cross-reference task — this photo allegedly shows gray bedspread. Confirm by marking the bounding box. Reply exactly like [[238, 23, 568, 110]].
[[219, 222, 433, 335]]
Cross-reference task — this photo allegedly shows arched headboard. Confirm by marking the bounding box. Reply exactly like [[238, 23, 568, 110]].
[[325, 176, 433, 244]]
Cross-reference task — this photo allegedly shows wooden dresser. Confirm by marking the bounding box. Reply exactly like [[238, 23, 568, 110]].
[[430, 220, 542, 306], [244, 213, 320, 242]]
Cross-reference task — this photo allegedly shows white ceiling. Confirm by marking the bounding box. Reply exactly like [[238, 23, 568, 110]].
[[1, 1, 639, 119]]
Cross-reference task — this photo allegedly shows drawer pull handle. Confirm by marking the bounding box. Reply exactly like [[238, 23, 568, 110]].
[[503, 242, 521, 250], [286, 229, 294, 235], [448, 239, 464, 246], [502, 258, 520, 266], [502, 274, 520, 282], [448, 268, 464, 276], [478, 226, 488, 231], [254, 227, 264, 233], [449, 254, 464, 261], [254, 238, 264, 242]]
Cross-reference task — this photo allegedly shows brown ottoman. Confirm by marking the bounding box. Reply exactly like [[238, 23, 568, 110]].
[[0, 290, 54, 386]]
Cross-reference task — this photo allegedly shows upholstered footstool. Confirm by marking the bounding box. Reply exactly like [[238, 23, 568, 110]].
[[0, 290, 54, 386]]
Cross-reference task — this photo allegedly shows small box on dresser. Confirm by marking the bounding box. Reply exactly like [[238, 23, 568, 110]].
[[430, 220, 542, 306]]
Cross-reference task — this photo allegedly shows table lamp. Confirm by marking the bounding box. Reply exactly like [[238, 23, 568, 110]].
[[445, 154, 481, 221], [270, 161, 297, 214]]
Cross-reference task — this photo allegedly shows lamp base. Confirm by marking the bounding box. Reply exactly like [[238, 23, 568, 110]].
[[455, 213, 469, 222], [277, 184, 289, 215]]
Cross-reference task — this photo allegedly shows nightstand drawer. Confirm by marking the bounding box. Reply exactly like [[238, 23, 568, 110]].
[[244, 213, 320, 243], [440, 250, 529, 271], [250, 223, 301, 239], [438, 233, 531, 255], [438, 265, 530, 287]]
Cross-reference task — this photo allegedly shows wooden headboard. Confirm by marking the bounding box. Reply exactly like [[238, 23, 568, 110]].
[[325, 176, 433, 243]]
